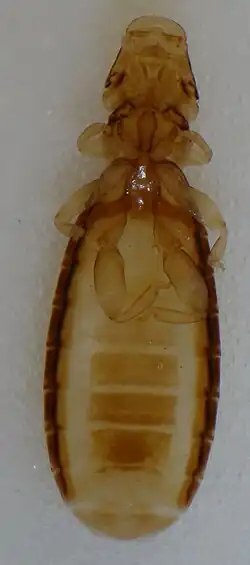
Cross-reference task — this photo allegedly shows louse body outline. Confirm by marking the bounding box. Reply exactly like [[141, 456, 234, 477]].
[[44, 16, 227, 540]]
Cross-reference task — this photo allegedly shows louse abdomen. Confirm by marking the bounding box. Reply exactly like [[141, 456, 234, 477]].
[[73, 348, 184, 539], [54, 317, 212, 540], [44, 209, 219, 540]]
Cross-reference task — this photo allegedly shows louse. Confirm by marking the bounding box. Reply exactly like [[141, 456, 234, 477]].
[[44, 16, 227, 540]]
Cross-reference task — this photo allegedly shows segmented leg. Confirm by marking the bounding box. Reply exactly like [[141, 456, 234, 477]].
[[168, 130, 212, 166], [152, 216, 209, 322], [162, 245, 208, 314], [54, 180, 99, 239], [156, 162, 227, 267], [94, 241, 207, 324], [77, 122, 117, 159], [94, 245, 160, 323], [186, 186, 227, 268], [54, 158, 133, 240], [95, 240, 208, 324], [137, 285, 207, 324], [94, 211, 208, 324]]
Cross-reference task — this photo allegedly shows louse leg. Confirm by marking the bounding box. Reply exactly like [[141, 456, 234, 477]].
[[77, 123, 107, 157], [138, 282, 206, 324], [148, 307, 206, 324], [161, 245, 209, 318], [54, 180, 99, 239], [113, 285, 160, 323], [157, 163, 227, 268], [153, 129, 212, 165], [169, 130, 213, 166], [94, 244, 160, 322], [154, 217, 208, 319], [186, 186, 227, 268], [77, 122, 121, 159], [94, 239, 206, 324]]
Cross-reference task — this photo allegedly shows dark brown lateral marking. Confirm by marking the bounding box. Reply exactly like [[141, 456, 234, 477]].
[[179, 220, 220, 508], [44, 216, 87, 498], [45, 430, 68, 496]]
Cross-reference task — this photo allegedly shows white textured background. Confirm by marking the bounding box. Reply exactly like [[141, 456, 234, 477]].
[[0, 1, 249, 564]]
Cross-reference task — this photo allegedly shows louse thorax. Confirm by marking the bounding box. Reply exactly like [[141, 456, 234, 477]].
[[95, 156, 160, 216], [126, 161, 160, 215], [104, 105, 190, 163], [102, 15, 199, 122], [77, 100, 212, 169]]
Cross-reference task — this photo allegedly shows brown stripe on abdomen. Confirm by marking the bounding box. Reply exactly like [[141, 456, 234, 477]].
[[91, 351, 178, 387], [90, 392, 176, 426], [89, 351, 179, 472]]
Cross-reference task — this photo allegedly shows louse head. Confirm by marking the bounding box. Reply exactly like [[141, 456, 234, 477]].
[[103, 16, 199, 122], [124, 16, 188, 58]]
